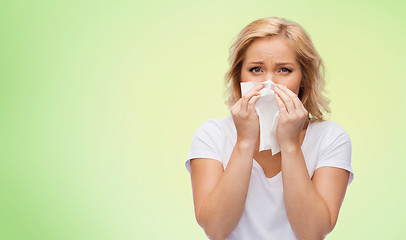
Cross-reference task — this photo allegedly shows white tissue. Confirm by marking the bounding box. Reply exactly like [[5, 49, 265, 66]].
[[240, 80, 280, 155]]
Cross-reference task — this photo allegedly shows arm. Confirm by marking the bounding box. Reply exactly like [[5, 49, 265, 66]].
[[274, 85, 350, 240], [190, 84, 264, 239], [281, 147, 350, 240], [190, 141, 255, 239]]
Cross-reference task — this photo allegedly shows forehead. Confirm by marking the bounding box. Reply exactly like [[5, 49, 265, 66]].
[[244, 36, 297, 63]]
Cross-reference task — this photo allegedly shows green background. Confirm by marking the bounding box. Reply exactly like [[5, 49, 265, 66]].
[[1, 0, 405, 239]]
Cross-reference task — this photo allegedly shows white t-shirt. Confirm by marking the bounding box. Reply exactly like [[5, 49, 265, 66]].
[[185, 116, 354, 240]]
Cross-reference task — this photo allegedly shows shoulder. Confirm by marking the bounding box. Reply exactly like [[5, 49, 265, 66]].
[[186, 116, 233, 166], [310, 120, 346, 133], [198, 118, 225, 131], [195, 116, 234, 137], [309, 120, 352, 159], [308, 120, 351, 154], [310, 120, 350, 141], [310, 120, 354, 185]]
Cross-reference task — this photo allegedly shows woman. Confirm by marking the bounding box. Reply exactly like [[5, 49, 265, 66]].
[[185, 17, 354, 240]]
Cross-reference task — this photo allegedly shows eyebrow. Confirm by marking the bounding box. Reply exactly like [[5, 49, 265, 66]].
[[248, 61, 295, 66]]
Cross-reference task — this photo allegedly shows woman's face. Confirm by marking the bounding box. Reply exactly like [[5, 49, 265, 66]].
[[240, 36, 302, 95]]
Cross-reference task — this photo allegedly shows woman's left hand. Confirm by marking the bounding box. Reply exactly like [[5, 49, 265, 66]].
[[274, 84, 308, 151]]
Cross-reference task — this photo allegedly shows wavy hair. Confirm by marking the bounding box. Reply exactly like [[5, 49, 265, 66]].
[[224, 17, 330, 122]]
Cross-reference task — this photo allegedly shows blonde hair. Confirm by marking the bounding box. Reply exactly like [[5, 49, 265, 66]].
[[224, 17, 330, 122]]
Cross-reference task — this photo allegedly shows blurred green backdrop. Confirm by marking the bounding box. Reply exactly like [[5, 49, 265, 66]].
[[1, 0, 405, 239]]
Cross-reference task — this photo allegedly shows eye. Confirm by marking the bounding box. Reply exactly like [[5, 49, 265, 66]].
[[280, 67, 292, 73], [250, 67, 262, 73]]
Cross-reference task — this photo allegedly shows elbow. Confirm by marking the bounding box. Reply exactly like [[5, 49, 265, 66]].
[[199, 220, 228, 240], [296, 225, 333, 240], [200, 222, 227, 240], [296, 233, 324, 240], [196, 213, 228, 240], [297, 213, 335, 240], [204, 231, 226, 240]]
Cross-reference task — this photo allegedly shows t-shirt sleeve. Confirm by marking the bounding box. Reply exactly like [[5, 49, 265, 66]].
[[185, 120, 224, 174], [315, 123, 354, 186]]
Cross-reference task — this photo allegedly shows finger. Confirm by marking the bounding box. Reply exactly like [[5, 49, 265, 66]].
[[247, 94, 261, 113], [230, 97, 241, 115], [274, 93, 288, 117], [281, 86, 308, 117], [274, 85, 296, 113], [279, 85, 309, 118], [241, 84, 264, 112], [278, 84, 304, 110], [300, 101, 308, 114], [301, 102, 309, 119]]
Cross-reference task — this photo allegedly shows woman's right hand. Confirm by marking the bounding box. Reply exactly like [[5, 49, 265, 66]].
[[230, 84, 264, 146]]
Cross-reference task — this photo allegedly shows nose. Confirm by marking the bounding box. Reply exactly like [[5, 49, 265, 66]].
[[261, 73, 275, 83]]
